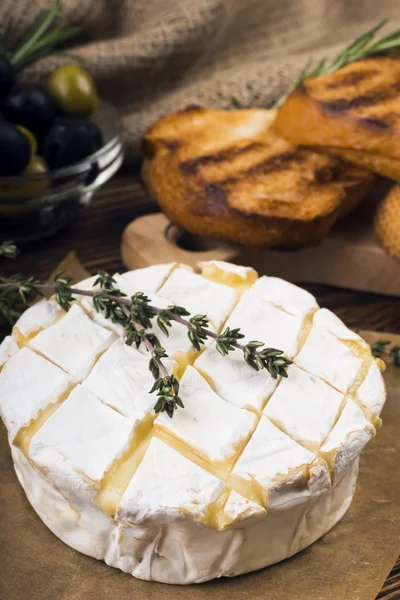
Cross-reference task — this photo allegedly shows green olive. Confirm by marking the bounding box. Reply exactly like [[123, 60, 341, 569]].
[[48, 64, 98, 117], [17, 125, 37, 156], [0, 155, 50, 217]]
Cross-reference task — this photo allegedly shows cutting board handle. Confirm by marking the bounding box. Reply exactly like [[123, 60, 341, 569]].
[[121, 213, 400, 296], [121, 213, 236, 269]]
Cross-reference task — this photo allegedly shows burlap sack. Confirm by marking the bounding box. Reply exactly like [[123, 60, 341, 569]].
[[2, 0, 400, 164]]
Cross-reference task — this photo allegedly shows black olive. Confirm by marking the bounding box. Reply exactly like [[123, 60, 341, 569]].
[[3, 82, 57, 139], [0, 119, 31, 176], [0, 54, 16, 103], [43, 118, 103, 169]]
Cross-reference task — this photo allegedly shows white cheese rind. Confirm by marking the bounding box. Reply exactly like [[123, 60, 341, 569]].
[[29, 385, 135, 506], [13, 299, 64, 342], [248, 276, 318, 318], [320, 399, 375, 482], [83, 338, 175, 418], [157, 267, 239, 331], [0, 347, 72, 442], [117, 437, 224, 525], [232, 416, 330, 508], [356, 361, 386, 417], [264, 364, 344, 451], [295, 324, 362, 393], [13, 440, 360, 584], [29, 304, 116, 381], [0, 335, 19, 368], [156, 366, 257, 464]]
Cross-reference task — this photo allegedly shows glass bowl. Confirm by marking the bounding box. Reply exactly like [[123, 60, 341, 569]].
[[0, 100, 124, 242]]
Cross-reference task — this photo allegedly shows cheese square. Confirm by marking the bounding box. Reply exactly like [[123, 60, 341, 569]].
[[0, 347, 72, 442], [320, 399, 375, 482], [198, 260, 258, 294], [83, 338, 175, 418], [249, 276, 318, 318], [155, 366, 257, 466], [264, 364, 344, 452], [117, 437, 224, 526], [30, 304, 116, 381], [0, 335, 19, 369], [193, 291, 303, 411], [219, 490, 266, 530], [232, 416, 330, 508], [295, 324, 362, 393], [356, 361, 386, 418], [157, 267, 239, 331], [13, 299, 64, 345], [29, 385, 135, 505], [312, 308, 362, 342]]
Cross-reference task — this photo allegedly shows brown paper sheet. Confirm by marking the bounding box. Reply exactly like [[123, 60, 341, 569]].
[[0, 254, 399, 600]]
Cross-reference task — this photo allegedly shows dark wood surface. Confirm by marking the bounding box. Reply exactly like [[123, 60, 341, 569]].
[[1, 175, 399, 599]]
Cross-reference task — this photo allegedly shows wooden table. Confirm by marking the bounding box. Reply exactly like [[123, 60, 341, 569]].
[[1, 175, 399, 599]]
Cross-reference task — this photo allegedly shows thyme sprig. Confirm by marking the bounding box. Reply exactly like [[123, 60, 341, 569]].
[[371, 339, 400, 367], [0, 272, 292, 416]]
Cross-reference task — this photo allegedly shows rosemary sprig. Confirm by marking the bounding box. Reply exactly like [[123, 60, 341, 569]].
[[0, 272, 292, 416], [0, 241, 19, 259], [371, 339, 400, 367], [275, 19, 400, 107], [296, 20, 400, 83]]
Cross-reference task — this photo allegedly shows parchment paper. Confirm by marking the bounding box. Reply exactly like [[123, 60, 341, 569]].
[[0, 254, 399, 600]]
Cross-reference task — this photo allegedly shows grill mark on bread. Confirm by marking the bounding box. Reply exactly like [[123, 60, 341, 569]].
[[320, 81, 400, 113], [180, 143, 262, 175], [325, 70, 379, 88]]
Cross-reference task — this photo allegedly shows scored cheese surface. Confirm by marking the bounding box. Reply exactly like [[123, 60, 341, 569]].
[[0, 260, 386, 584]]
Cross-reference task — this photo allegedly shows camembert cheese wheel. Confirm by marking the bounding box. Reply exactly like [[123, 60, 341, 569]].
[[0, 261, 386, 584]]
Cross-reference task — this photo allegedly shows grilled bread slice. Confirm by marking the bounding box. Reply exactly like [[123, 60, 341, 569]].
[[276, 58, 400, 180], [142, 106, 374, 248]]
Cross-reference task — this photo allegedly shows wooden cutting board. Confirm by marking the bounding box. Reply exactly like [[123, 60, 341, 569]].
[[121, 185, 400, 296]]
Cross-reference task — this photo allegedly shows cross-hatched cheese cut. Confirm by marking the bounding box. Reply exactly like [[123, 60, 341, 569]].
[[117, 437, 225, 527], [295, 323, 363, 393], [248, 276, 318, 318], [0, 347, 72, 443], [0, 261, 386, 585], [157, 266, 239, 331], [194, 290, 303, 411], [29, 385, 136, 507], [82, 338, 176, 419], [155, 366, 257, 467], [232, 416, 330, 508], [263, 364, 344, 453], [29, 304, 116, 381], [12, 299, 64, 345], [74, 264, 177, 335]]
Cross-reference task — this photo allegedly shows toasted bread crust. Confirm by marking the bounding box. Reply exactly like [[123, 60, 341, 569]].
[[142, 107, 374, 249], [374, 185, 400, 258], [276, 58, 400, 172]]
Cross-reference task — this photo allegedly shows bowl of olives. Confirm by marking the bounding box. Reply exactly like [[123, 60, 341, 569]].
[[0, 61, 123, 242]]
